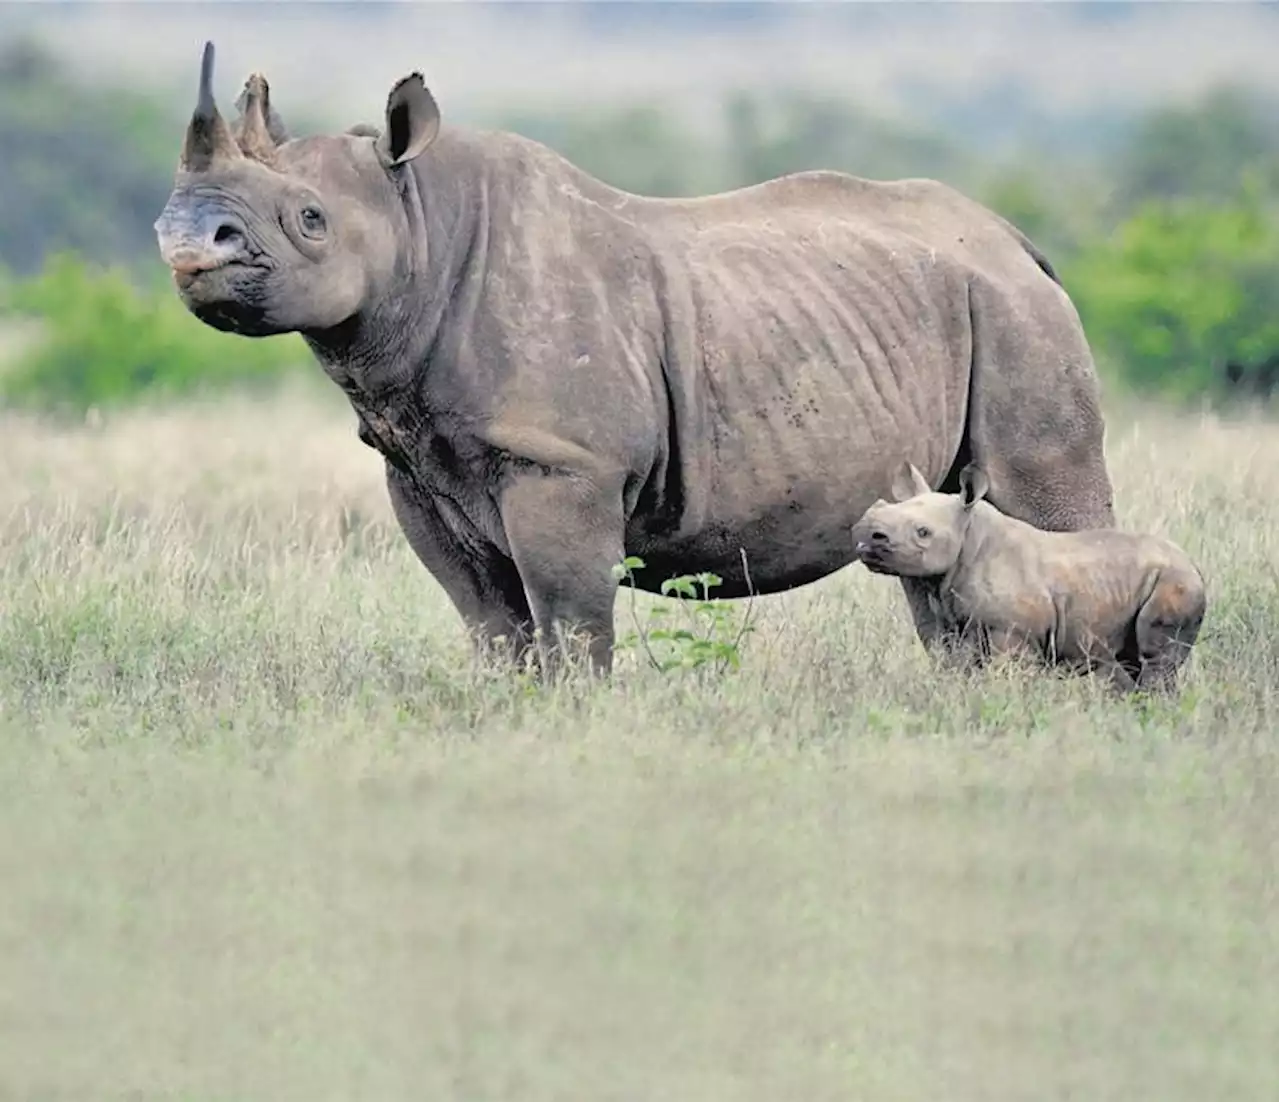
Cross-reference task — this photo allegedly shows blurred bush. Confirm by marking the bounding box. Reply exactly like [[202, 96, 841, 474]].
[[0, 253, 307, 413], [0, 39, 179, 278], [1105, 87, 1279, 215], [1064, 176, 1278, 401]]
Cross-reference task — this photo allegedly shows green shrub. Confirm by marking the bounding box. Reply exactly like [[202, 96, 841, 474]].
[[1064, 176, 1278, 401], [0, 252, 307, 413]]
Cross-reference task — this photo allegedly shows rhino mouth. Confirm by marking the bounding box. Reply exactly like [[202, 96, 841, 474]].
[[852, 540, 901, 575], [176, 263, 278, 337]]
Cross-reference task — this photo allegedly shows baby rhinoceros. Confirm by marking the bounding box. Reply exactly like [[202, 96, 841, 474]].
[[850, 461, 1207, 693]]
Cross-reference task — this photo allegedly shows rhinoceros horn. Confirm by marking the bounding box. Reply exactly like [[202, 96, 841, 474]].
[[234, 71, 289, 162], [180, 41, 243, 172]]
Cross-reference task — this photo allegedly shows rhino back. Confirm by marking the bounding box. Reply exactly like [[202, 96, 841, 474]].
[[627, 173, 1054, 585]]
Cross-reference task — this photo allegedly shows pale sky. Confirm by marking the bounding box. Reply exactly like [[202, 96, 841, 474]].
[[4, 1, 1276, 134]]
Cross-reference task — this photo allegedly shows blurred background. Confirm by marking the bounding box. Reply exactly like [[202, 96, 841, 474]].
[[0, 0, 1276, 412]]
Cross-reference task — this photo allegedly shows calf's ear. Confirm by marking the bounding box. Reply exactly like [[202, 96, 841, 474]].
[[377, 73, 441, 167], [958, 463, 990, 509]]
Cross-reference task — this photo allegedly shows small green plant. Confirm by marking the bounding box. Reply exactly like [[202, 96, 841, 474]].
[[610, 552, 757, 675]]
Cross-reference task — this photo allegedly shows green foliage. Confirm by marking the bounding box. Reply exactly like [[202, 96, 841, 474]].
[[980, 171, 1061, 247], [1064, 178, 1279, 400], [611, 556, 756, 675], [977, 167, 1109, 263], [0, 253, 307, 413]]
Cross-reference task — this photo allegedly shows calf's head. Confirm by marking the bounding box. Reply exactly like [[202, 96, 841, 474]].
[[154, 42, 440, 337], [851, 461, 990, 577]]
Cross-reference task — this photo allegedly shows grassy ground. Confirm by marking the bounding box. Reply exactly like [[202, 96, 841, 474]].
[[0, 385, 1276, 1101]]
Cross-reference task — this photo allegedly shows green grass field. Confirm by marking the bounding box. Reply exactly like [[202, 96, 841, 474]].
[[0, 386, 1275, 1101]]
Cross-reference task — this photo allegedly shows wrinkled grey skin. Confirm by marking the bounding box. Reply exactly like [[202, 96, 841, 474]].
[[155, 42, 1116, 676], [850, 462, 1206, 693]]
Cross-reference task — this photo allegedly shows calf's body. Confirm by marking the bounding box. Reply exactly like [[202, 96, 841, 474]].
[[851, 463, 1206, 692]]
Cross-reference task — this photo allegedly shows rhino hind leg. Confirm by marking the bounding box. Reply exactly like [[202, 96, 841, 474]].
[[1133, 568, 1207, 693], [959, 275, 1117, 534], [1047, 592, 1136, 691], [1082, 638, 1140, 694]]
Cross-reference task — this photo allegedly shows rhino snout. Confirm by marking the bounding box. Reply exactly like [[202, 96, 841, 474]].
[[154, 201, 248, 275], [853, 529, 890, 556]]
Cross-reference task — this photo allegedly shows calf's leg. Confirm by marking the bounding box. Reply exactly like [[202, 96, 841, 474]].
[[898, 578, 959, 660], [1052, 595, 1140, 693]]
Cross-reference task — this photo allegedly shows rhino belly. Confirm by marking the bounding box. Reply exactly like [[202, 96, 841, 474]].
[[628, 235, 970, 597]]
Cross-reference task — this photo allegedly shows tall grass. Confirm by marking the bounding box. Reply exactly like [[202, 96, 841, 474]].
[[0, 388, 1275, 1100]]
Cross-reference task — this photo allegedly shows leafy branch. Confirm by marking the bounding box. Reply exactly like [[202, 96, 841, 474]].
[[610, 549, 757, 675]]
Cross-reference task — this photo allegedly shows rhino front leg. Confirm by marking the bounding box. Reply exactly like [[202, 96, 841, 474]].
[[386, 468, 536, 664], [499, 470, 625, 677]]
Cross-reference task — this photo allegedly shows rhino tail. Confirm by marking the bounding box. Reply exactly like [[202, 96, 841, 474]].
[[995, 214, 1061, 287]]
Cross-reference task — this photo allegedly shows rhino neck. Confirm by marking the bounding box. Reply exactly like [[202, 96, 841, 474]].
[[304, 131, 489, 407]]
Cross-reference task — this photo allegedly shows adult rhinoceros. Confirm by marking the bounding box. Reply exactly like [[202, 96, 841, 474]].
[[155, 42, 1116, 675]]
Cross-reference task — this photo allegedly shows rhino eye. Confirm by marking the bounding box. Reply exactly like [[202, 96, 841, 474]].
[[299, 205, 327, 237], [915, 525, 931, 540]]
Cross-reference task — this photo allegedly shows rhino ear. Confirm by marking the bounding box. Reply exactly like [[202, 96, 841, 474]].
[[958, 463, 990, 510], [890, 461, 932, 502], [377, 73, 440, 167]]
